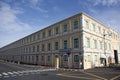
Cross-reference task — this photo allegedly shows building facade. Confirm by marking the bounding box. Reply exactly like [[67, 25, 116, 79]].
[[0, 13, 120, 69]]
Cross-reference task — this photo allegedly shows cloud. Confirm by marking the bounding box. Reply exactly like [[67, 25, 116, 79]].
[[28, 0, 48, 13], [90, 9, 120, 33], [92, 0, 120, 6], [0, 1, 33, 47]]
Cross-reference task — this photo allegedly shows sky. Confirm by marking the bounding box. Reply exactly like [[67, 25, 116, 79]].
[[0, 0, 120, 48]]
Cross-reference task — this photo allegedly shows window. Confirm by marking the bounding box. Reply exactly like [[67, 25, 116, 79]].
[[74, 20, 78, 29], [42, 32, 45, 38], [64, 40, 67, 49], [94, 40, 97, 49], [55, 42, 58, 50], [36, 55, 38, 61], [94, 55, 97, 62], [37, 45, 39, 52], [41, 56, 44, 61], [98, 26, 101, 34], [109, 43, 111, 50], [100, 41, 102, 49], [63, 24, 67, 32], [105, 42, 107, 50], [29, 47, 31, 53], [33, 35, 36, 41], [74, 55, 79, 62], [48, 56, 50, 61], [85, 20, 89, 29], [64, 55, 68, 61], [86, 37, 90, 48], [74, 38, 79, 48], [92, 23, 96, 32], [33, 46, 35, 52], [87, 55, 91, 62], [42, 44, 45, 51], [48, 30, 51, 37], [55, 27, 59, 34], [37, 34, 40, 40], [48, 43, 51, 51]]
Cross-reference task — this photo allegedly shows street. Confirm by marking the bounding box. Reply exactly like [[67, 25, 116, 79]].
[[0, 61, 120, 80]]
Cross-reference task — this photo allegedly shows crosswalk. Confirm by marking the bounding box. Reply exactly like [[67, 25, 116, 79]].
[[0, 69, 56, 78]]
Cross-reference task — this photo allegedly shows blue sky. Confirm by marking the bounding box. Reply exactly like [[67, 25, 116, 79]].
[[0, 0, 120, 48]]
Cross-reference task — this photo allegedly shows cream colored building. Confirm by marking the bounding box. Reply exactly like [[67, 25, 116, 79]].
[[0, 12, 120, 69]]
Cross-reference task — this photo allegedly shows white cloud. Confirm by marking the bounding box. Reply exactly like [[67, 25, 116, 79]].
[[28, 0, 48, 13], [90, 9, 120, 33], [0, 1, 33, 47], [93, 0, 120, 6]]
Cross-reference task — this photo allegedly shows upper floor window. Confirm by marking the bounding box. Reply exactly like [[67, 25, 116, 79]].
[[94, 39, 97, 49], [33, 35, 36, 41], [37, 33, 40, 40], [37, 45, 40, 52], [85, 20, 89, 29], [48, 30, 51, 37], [109, 43, 111, 50], [100, 41, 102, 49], [55, 42, 58, 50], [33, 46, 35, 52], [92, 23, 96, 32], [42, 32, 45, 38], [74, 20, 78, 29], [74, 38, 79, 48], [63, 24, 68, 32], [55, 27, 59, 34], [86, 37, 90, 48], [105, 42, 107, 50], [64, 40, 68, 49], [42, 44, 45, 51], [48, 43, 51, 51], [98, 26, 101, 34]]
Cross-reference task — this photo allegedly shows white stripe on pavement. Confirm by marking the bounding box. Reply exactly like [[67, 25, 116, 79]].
[[2, 72, 8, 76], [7, 72, 14, 75]]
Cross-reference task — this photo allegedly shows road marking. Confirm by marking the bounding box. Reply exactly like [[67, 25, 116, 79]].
[[7, 72, 14, 75], [57, 73, 99, 80], [110, 74, 120, 80], [81, 71, 107, 80], [3, 76, 9, 78], [13, 71, 19, 74], [2, 72, 8, 76]]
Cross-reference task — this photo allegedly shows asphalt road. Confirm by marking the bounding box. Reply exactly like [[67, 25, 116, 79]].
[[0, 61, 120, 80]]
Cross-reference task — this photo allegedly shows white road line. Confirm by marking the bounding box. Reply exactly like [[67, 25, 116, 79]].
[[7, 72, 14, 75], [3, 76, 9, 78], [2, 72, 8, 76], [11, 75, 16, 77], [13, 71, 19, 74]]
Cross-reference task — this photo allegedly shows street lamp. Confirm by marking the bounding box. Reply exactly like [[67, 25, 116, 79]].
[[103, 33, 111, 66]]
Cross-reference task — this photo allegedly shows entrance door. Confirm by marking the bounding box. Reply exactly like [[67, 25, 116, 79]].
[[114, 50, 118, 64], [55, 55, 59, 69]]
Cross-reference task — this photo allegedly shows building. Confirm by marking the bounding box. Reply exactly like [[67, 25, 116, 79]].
[[0, 12, 120, 69]]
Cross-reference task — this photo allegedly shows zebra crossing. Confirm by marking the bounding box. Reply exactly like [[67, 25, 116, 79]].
[[0, 69, 56, 78]]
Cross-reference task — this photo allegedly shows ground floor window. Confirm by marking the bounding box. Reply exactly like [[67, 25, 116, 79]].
[[48, 55, 50, 61], [64, 55, 68, 61], [74, 55, 79, 62], [87, 55, 91, 62], [41, 56, 44, 61]]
